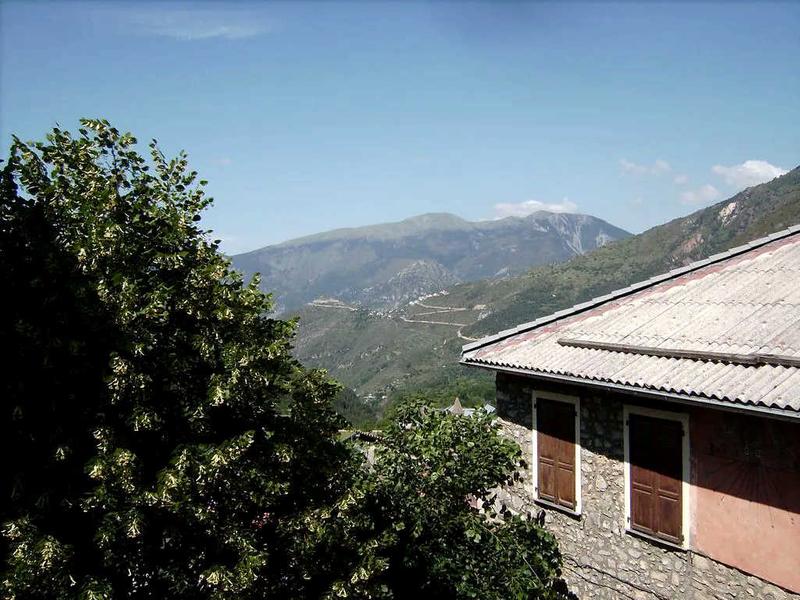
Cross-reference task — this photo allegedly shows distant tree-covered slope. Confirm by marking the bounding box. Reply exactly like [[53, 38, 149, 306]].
[[292, 166, 800, 404], [232, 211, 630, 312]]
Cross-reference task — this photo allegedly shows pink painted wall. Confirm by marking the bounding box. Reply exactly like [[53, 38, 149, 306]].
[[690, 409, 800, 593]]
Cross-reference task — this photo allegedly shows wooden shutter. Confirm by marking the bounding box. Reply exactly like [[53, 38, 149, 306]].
[[629, 414, 683, 544], [536, 398, 577, 510]]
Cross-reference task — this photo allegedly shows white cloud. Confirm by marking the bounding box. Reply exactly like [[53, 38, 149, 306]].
[[213, 157, 233, 166], [680, 184, 720, 205], [711, 160, 787, 188], [493, 198, 578, 219], [125, 8, 269, 40], [653, 159, 671, 173], [673, 174, 689, 185], [620, 158, 671, 176]]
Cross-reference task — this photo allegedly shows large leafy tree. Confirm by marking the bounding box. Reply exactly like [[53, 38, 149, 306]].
[[1, 120, 570, 599]]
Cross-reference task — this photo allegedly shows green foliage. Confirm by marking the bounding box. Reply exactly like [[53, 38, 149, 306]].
[[371, 375, 496, 429], [0, 120, 351, 598], [391, 375, 495, 410], [333, 370, 495, 431], [334, 387, 380, 430], [277, 399, 573, 599], [1, 120, 570, 599]]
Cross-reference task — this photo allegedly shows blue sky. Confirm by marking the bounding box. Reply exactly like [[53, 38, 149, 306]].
[[2, 1, 798, 253]]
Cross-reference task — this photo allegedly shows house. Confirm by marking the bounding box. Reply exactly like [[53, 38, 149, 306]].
[[444, 397, 495, 417], [461, 225, 800, 600]]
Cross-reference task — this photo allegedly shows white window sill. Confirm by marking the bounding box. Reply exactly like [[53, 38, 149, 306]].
[[625, 527, 688, 551]]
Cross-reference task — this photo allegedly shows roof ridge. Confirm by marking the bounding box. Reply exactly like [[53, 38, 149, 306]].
[[461, 223, 800, 354], [556, 337, 800, 368]]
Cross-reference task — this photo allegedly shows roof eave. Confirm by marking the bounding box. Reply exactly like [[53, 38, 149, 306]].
[[460, 359, 800, 422]]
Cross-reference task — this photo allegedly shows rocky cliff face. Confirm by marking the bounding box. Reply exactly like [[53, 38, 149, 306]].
[[232, 211, 630, 312]]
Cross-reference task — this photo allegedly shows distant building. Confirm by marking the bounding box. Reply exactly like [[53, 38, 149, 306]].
[[445, 397, 495, 417], [461, 225, 800, 599]]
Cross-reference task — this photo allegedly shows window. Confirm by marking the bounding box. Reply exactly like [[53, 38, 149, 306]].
[[624, 406, 689, 548], [533, 392, 580, 514]]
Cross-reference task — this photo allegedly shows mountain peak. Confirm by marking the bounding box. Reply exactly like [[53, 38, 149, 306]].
[[399, 213, 468, 229], [232, 210, 630, 313]]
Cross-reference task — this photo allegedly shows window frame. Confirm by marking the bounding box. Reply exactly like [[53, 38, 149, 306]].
[[623, 404, 691, 550], [532, 390, 582, 516]]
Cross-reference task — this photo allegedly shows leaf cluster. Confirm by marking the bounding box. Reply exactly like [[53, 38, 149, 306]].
[[275, 400, 573, 599], [0, 120, 350, 598]]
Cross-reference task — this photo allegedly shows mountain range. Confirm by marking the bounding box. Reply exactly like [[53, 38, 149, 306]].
[[287, 166, 800, 419], [231, 212, 630, 313]]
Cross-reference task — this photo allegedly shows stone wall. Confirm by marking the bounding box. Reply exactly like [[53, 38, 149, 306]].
[[492, 372, 800, 600]]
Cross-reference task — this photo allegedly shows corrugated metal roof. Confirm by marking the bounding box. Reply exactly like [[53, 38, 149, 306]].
[[461, 225, 800, 415]]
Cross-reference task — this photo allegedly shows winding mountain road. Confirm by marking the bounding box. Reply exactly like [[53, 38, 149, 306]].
[[401, 301, 478, 341], [306, 298, 480, 341]]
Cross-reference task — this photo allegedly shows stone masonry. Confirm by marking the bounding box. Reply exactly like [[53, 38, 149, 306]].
[[492, 372, 800, 600]]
